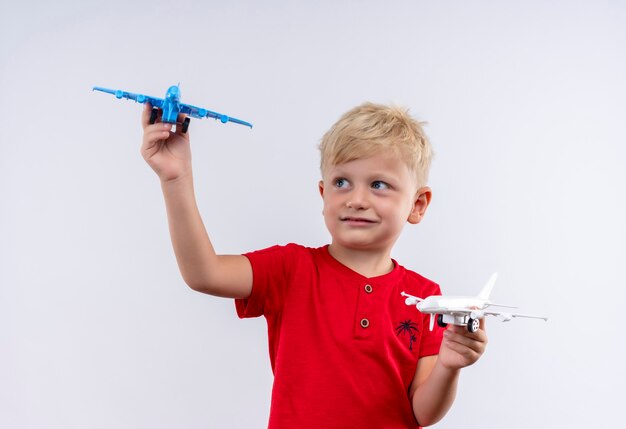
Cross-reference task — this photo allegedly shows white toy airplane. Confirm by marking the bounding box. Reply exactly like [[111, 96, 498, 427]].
[[401, 273, 548, 333]]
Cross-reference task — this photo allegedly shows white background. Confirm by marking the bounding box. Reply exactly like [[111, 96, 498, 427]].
[[1, 1, 625, 428]]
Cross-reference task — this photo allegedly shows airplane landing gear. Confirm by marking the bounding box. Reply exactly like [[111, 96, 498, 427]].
[[437, 314, 448, 328], [467, 318, 480, 333], [182, 117, 191, 134], [149, 108, 158, 124]]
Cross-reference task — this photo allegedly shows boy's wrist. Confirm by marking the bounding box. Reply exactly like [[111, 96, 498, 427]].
[[160, 171, 194, 188], [435, 358, 462, 377], [160, 173, 196, 202]]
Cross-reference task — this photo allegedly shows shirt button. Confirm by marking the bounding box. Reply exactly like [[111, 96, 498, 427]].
[[360, 318, 370, 328], [364, 284, 373, 293]]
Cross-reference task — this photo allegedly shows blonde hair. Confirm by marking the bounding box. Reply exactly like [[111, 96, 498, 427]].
[[319, 102, 433, 187]]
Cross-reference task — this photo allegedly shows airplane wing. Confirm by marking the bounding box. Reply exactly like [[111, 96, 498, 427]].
[[180, 103, 253, 128], [436, 308, 548, 323], [483, 310, 548, 322], [92, 86, 164, 108]]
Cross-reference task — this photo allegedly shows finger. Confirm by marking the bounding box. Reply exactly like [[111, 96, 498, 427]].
[[144, 121, 172, 135], [143, 123, 172, 146], [444, 328, 487, 353], [442, 338, 482, 362], [444, 329, 479, 348], [447, 324, 465, 333], [141, 125, 171, 159], [448, 322, 486, 338], [443, 336, 485, 359], [447, 324, 479, 337]]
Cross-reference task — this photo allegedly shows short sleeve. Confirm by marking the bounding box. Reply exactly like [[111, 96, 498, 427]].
[[417, 283, 445, 358], [235, 243, 301, 319]]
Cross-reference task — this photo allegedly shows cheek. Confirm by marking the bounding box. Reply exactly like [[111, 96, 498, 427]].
[[323, 194, 341, 209], [384, 199, 412, 224], [380, 198, 401, 214], [321, 198, 336, 217]]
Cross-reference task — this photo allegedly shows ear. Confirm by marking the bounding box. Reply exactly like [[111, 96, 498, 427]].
[[407, 186, 432, 224], [318, 180, 326, 215]]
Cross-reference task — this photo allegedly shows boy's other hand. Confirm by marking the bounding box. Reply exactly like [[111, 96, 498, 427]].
[[438, 322, 488, 370], [141, 103, 192, 183]]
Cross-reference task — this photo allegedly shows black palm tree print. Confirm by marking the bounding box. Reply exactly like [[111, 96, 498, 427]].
[[395, 320, 419, 351]]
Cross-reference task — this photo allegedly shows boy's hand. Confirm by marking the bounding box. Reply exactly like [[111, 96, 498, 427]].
[[437, 322, 488, 370], [141, 104, 192, 183]]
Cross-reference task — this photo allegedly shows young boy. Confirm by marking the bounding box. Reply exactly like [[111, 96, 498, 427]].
[[140, 102, 487, 428]]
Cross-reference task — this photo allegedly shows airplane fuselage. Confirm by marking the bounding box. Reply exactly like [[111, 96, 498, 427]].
[[161, 85, 182, 123], [416, 296, 489, 314]]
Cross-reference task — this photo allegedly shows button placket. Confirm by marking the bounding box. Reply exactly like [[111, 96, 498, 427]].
[[355, 282, 376, 337]]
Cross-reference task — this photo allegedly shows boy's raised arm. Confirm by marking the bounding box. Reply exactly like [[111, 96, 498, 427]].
[[141, 104, 253, 299]]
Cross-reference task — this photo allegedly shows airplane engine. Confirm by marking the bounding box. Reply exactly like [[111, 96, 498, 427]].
[[220, 114, 229, 123], [115, 90, 124, 99], [470, 310, 484, 320], [199, 109, 207, 117], [500, 313, 512, 322], [137, 95, 146, 103], [405, 297, 418, 306]]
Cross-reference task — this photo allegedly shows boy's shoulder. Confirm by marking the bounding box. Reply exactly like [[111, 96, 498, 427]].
[[244, 242, 310, 259], [395, 261, 442, 296]]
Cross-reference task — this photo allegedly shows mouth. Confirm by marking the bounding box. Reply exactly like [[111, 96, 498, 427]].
[[340, 216, 377, 224]]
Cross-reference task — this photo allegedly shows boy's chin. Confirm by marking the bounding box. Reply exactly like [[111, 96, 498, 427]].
[[331, 239, 393, 253]]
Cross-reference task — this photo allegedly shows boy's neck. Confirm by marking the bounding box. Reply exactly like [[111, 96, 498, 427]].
[[327, 243, 394, 278]]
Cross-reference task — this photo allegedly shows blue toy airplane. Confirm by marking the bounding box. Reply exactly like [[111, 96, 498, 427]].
[[93, 84, 252, 133]]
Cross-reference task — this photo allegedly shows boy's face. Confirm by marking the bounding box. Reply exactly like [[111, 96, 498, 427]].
[[319, 152, 431, 254]]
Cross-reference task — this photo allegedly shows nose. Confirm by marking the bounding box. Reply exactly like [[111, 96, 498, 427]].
[[346, 186, 369, 210]]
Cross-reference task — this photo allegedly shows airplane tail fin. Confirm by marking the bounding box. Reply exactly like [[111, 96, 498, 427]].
[[478, 272, 498, 300]]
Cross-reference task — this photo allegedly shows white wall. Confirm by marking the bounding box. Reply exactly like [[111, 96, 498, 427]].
[[1, 1, 624, 427]]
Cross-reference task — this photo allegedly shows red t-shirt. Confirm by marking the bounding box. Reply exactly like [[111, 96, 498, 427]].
[[236, 244, 443, 428]]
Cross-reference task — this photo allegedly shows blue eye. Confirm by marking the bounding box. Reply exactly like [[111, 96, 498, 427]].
[[334, 178, 349, 188], [371, 181, 389, 190]]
